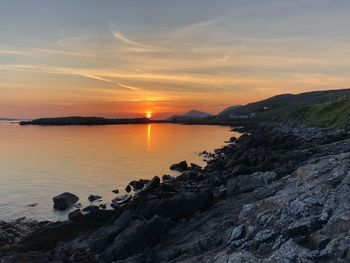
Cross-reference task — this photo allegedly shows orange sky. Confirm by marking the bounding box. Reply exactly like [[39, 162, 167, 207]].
[[1, 1, 350, 119]]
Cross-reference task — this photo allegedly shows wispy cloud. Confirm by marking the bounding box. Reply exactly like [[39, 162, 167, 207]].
[[178, 16, 224, 32], [0, 49, 26, 55], [118, 83, 141, 91], [112, 31, 150, 48]]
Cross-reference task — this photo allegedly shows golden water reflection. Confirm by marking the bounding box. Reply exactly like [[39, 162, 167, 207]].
[[147, 124, 151, 147], [0, 123, 238, 221]]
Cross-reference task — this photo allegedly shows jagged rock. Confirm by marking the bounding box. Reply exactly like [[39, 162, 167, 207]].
[[90, 210, 133, 253], [227, 224, 245, 243], [309, 233, 331, 250], [268, 239, 317, 261], [53, 192, 79, 210], [227, 171, 277, 196], [254, 229, 276, 243]]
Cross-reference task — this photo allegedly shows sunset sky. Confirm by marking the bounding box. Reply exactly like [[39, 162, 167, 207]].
[[1, 0, 350, 119]]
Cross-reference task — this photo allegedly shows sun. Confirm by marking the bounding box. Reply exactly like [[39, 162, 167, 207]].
[[146, 112, 152, 119]]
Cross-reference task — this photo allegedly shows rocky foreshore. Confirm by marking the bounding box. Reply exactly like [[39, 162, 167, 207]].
[[1, 121, 350, 262]]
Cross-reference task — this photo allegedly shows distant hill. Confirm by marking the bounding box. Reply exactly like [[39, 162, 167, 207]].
[[168, 110, 212, 121], [294, 95, 350, 128], [218, 89, 350, 120], [218, 105, 242, 117]]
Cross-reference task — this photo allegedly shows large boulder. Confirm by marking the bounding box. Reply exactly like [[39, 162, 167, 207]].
[[53, 192, 79, 210]]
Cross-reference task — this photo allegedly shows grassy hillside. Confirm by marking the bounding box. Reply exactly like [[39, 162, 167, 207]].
[[295, 96, 350, 128], [218, 89, 350, 120]]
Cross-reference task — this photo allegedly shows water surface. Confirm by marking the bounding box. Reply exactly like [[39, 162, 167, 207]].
[[0, 122, 237, 221]]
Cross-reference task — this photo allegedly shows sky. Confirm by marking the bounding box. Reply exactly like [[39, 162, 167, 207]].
[[1, 0, 350, 119]]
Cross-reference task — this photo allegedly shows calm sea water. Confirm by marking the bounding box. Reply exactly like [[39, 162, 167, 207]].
[[0, 122, 237, 221]]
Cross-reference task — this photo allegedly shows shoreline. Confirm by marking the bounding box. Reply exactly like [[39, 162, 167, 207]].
[[1, 122, 350, 262]]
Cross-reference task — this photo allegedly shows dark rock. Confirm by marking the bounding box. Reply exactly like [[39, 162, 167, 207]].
[[170, 161, 188, 172], [310, 233, 331, 250], [227, 224, 245, 243], [27, 203, 38, 207], [227, 171, 277, 196], [112, 189, 119, 194], [53, 192, 79, 210], [254, 229, 276, 243], [162, 174, 172, 182], [111, 195, 132, 207], [68, 209, 84, 222], [145, 190, 214, 219], [129, 180, 145, 191], [99, 204, 107, 209], [90, 210, 133, 253], [82, 205, 99, 213], [88, 194, 102, 202], [146, 176, 160, 189], [101, 215, 170, 261], [19, 210, 121, 251], [125, 185, 132, 193], [190, 163, 202, 170], [159, 181, 180, 193]]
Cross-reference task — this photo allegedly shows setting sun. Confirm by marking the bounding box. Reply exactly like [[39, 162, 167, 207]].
[[146, 113, 152, 119]]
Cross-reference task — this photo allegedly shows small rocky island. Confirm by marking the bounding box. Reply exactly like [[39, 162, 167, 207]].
[[2, 89, 350, 262]]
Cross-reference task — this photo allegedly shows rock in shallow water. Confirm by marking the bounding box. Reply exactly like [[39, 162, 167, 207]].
[[53, 192, 79, 210], [88, 194, 102, 202]]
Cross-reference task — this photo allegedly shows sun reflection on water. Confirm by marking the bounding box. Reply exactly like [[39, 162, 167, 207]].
[[147, 124, 151, 147]]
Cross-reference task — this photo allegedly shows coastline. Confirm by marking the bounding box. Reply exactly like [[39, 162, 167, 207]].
[[1, 122, 350, 262]]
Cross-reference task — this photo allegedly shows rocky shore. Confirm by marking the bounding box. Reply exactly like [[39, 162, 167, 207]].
[[1, 121, 350, 262]]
